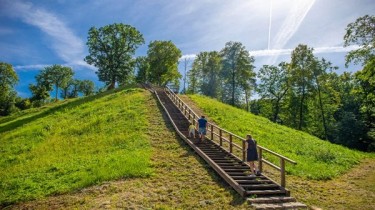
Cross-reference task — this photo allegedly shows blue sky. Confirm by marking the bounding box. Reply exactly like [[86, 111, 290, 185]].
[[0, 0, 374, 97]]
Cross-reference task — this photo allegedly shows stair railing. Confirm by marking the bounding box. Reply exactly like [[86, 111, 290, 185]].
[[164, 87, 296, 187]]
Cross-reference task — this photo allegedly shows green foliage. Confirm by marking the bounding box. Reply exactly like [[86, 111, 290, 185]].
[[257, 62, 289, 122], [220, 41, 255, 106], [135, 56, 150, 83], [188, 94, 371, 180], [85, 23, 145, 89], [0, 62, 19, 116], [354, 58, 375, 151], [0, 88, 152, 205], [147, 40, 182, 86], [344, 15, 375, 66], [39, 65, 74, 101]]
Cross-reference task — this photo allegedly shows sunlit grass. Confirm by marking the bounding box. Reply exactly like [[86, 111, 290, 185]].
[[188, 94, 374, 180], [0, 88, 152, 205]]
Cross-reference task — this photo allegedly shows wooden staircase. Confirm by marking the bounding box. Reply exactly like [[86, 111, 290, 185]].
[[151, 86, 307, 209]]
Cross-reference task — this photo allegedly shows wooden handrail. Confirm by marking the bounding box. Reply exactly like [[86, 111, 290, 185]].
[[163, 86, 296, 187]]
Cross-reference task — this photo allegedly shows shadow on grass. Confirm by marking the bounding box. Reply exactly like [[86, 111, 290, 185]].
[[151, 92, 246, 207], [0, 87, 127, 134]]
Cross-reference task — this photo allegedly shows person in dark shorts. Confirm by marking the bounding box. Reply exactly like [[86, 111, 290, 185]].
[[246, 134, 259, 177], [197, 116, 208, 142]]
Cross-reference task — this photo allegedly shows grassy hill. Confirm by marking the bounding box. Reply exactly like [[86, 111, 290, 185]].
[[0, 88, 153, 205], [1, 88, 374, 209], [187, 94, 375, 180]]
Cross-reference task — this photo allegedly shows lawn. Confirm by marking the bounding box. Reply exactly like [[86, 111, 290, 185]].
[[0, 88, 152, 205]]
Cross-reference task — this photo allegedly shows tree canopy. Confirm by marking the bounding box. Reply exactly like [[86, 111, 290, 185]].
[[0, 62, 19, 115], [85, 23, 144, 89], [344, 15, 375, 66], [147, 40, 182, 86]]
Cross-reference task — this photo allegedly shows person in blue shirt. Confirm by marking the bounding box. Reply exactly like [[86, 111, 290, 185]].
[[197, 116, 208, 142]]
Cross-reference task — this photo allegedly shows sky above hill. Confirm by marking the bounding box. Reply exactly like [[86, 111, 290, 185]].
[[0, 0, 374, 97]]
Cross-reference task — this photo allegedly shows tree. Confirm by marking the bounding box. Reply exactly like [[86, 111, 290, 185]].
[[289, 44, 315, 130], [29, 72, 52, 106], [0, 62, 19, 115], [331, 72, 367, 149], [187, 61, 201, 94], [258, 62, 289, 122], [85, 23, 144, 89], [354, 57, 375, 151], [135, 56, 150, 83], [79, 80, 95, 96], [344, 15, 375, 67], [189, 51, 222, 98], [147, 40, 182, 86], [220, 41, 255, 106], [40, 65, 74, 101], [202, 51, 222, 98]]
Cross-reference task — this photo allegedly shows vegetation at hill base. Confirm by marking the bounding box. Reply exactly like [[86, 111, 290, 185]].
[[187, 94, 375, 180], [0, 88, 152, 205]]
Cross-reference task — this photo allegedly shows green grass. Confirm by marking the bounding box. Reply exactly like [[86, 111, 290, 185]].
[[188, 94, 374, 180], [0, 88, 152, 205]]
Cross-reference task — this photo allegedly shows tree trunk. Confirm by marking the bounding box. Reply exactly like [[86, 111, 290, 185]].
[[316, 79, 328, 140], [55, 84, 58, 101], [108, 80, 115, 90], [231, 65, 235, 106], [298, 87, 305, 130], [273, 98, 281, 122]]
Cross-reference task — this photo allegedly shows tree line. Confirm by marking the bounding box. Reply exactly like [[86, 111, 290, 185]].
[[184, 15, 374, 152], [0, 63, 95, 115], [1, 15, 373, 151]]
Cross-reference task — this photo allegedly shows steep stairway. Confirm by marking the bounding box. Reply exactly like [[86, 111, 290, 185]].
[[151, 86, 307, 209]]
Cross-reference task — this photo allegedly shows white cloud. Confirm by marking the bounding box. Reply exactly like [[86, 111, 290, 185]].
[[249, 45, 360, 57], [14, 64, 51, 71], [6, 1, 92, 69], [267, 0, 316, 64], [179, 54, 196, 61]]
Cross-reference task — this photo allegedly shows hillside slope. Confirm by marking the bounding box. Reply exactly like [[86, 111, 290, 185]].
[[181, 94, 375, 209], [185, 94, 374, 180], [0, 88, 152, 205], [1, 88, 252, 209]]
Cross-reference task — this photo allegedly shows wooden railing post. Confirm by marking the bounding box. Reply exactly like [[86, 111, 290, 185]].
[[210, 124, 214, 140], [280, 159, 285, 187], [188, 109, 191, 120], [242, 140, 246, 162], [219, 130, 223, 146], [229, 134, 233, 153], [258, 148, 263, 173]]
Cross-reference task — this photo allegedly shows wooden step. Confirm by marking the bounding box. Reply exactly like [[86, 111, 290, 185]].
[[245, 189, 286, 196], [236, 180, 273, 184], [250, 202, 308, 210], [248, 197, 296, 204], [241, 184, 280, 190]]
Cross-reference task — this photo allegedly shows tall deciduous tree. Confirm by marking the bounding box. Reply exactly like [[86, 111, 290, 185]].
[[39, 65, 74, 101], [258, 62, 289, 122], [0, 62, 19, 115], [344, 15, 375, 67], [79, 80, 95, 96], [85, 23, 144, 89], [147, 40, 182, 86], [135, 56, 150, 83], [354, 57, 375, 151], [221, 41, 255, 106], [289, 44, 315, 130]]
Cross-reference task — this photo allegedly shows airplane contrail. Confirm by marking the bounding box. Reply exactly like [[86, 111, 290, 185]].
[[267, 0, 316, 64]]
